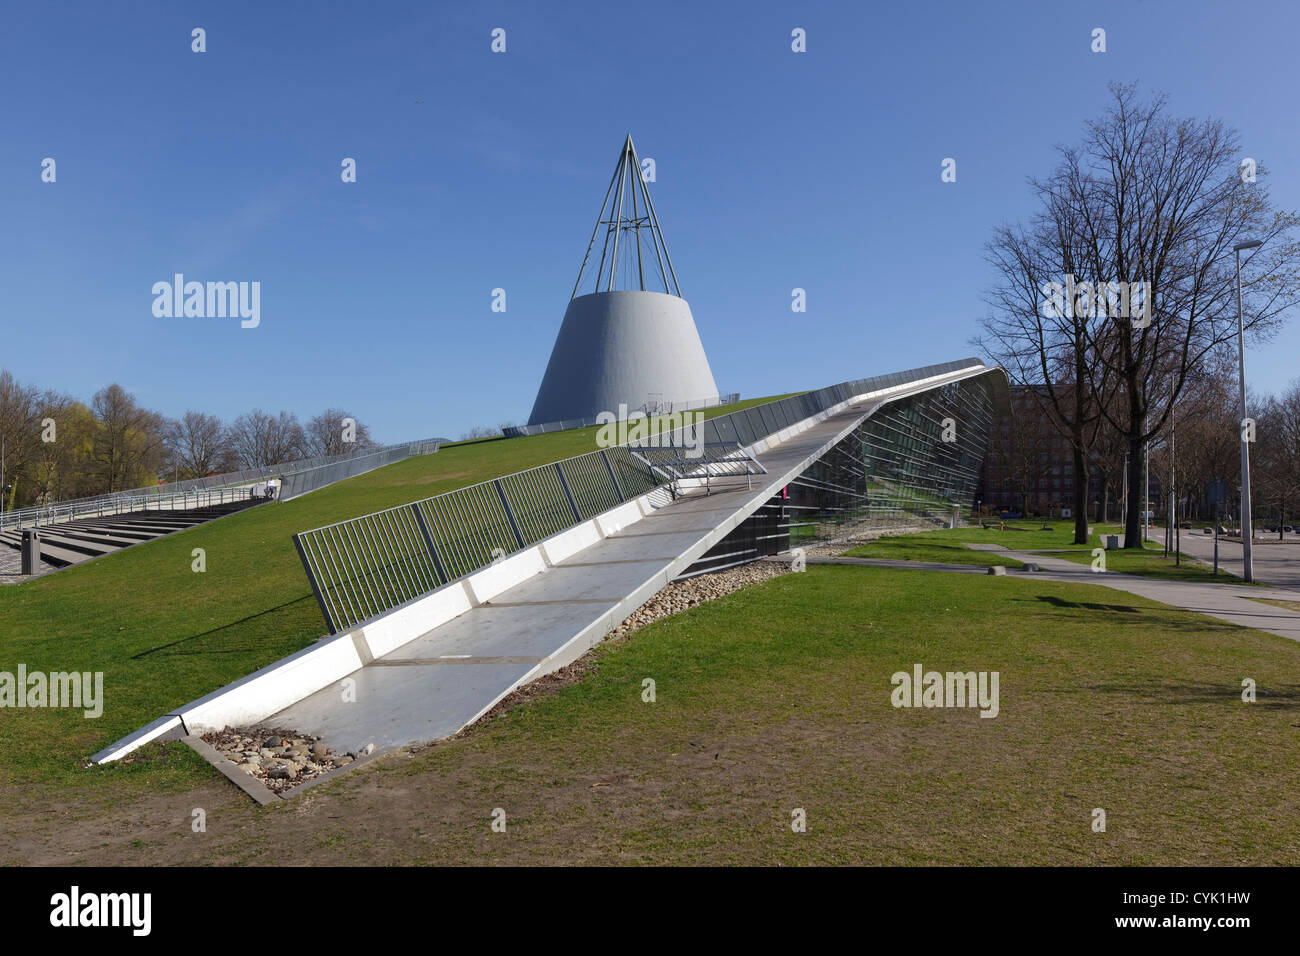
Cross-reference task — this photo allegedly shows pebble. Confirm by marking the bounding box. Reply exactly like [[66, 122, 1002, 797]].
[[607, 561, 793, 642], [201, 727, 355, 794]]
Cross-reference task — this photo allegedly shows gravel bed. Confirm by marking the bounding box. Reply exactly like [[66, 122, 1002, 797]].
[[608, 560, 793, 640], [200, 726, 375, 795]]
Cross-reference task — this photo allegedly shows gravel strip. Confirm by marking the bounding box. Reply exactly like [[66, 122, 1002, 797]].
[[199, 726, 374, 795], [609, 560, 794, 639]]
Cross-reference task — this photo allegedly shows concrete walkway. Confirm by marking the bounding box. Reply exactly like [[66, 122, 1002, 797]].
[[0, 546, 54, 586], [1146, 527, 1300, 589], [267, 390, 912, 754], [809, 547, 1300, 643]]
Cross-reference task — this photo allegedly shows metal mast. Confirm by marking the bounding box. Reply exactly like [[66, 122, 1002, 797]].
[[571, 136, 683, 299]]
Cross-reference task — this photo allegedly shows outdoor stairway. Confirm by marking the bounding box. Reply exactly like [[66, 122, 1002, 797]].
[[0, 498, 265, 568]]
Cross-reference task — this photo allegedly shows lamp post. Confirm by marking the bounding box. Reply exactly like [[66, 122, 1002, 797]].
[[1143, 440, 1149, 544], [1235, 239, 1262, 583]]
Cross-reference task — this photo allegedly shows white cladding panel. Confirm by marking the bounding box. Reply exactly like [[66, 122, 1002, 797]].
[[528, 290, 720, 425]]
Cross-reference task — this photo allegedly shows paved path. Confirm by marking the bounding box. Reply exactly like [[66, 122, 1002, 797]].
[[795, 549, 1300, 642], [1146, 528, 1300, 589], [0, 545, 54, 586]]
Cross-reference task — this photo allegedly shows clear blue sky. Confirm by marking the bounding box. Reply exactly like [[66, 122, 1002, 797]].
[[2, 0, 1297, 442]]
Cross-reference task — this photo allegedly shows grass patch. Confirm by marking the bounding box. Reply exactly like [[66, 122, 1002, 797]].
[[359, 565, 1300, 864], [843, 536, 1025, 568], [839, 518, 1114, 566], [1049, 546, 1258, 585], [954, 519, 1121, 550], [843, 522, 1255, 585], [12, 565, 1299, 865], [1247, 598, 1300, 614]]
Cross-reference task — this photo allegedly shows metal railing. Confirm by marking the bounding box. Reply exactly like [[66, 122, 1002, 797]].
[[0, 437, 441, 532], [293, 358, 986, 634], [0, 485, 262, 545], [640, 358, 986, 452], [294, 442, 766, 634], [278, 440, 441, 501]]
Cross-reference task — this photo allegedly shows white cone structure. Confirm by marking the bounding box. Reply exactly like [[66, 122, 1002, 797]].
[[527, 136, 720, 425], [528, 290, 719, 424]]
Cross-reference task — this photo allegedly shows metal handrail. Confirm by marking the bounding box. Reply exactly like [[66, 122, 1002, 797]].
[[0, 437, 441, 533], [295, 444, 670, 633], [291, 359, 984, 635]]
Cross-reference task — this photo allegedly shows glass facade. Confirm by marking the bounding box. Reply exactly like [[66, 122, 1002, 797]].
[[682, 371, 1003, 574]]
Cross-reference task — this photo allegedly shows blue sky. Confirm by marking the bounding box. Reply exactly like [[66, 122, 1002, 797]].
[[2, 0, 1297, 442]]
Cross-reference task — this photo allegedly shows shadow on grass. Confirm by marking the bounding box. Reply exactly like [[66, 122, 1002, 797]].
[[131, 594, 318, 659], [1033, 595, 1141, 613], [1068, 680, 1300, 707]]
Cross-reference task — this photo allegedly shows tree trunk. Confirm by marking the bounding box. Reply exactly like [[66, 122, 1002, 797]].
[[1124, 434, 1144, 546], [1072, 444, 1089, 543]]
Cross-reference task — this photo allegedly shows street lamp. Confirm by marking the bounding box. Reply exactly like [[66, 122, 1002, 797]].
[[1235, 238, 1263, 583]]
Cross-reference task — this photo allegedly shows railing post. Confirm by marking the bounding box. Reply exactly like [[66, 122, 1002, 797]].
[[409, 502, 449, 584], [554, 463, 582, 521], [495, 479, 525, 548], [600, 449, 625, 501], [293, 533, 339, 635]]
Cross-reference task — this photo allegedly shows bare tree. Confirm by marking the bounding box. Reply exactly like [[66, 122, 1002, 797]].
[[91, 384, 166, 492], [1089, 409, 1129, 523], [1072, 85, 1297, 546], [979, 199, 1115, 542], [0, 370, 41, 509], [1148, 354, 1239, 521], [981, 84, 1299, 547], [228, 410, 306, 468], [165, 411, 234, 479], [1256, 379, 1300, 534], [304, 409, 375, 458]]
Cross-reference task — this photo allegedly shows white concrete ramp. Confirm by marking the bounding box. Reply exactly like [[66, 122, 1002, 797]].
[[269, 396, 892, 754]]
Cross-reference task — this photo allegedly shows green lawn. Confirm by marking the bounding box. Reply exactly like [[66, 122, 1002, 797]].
[[0, 394, 786, 792], [1248, 598, 1300, 613], [840, 519, 1110, 567], [8, 564, 1297, 865], [844, 521, 1254, 585], [1049, 544, 1258, 584], [954, 518, 1121, 549], [843, 535, 1025, 568]]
